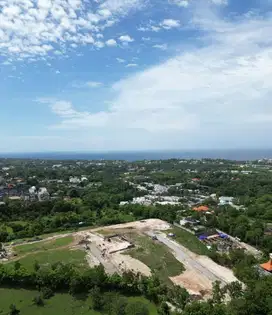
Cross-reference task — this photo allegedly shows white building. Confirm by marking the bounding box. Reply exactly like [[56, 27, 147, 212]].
[[69, 177, 81, 184], [38, 187, 50, 201], [29, 186, 36, 195], [219, 196, 234, 206]]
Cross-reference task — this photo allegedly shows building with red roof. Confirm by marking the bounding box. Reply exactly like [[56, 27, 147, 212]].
[[193, 205, 209, 212], [260, 255, 272, 273]]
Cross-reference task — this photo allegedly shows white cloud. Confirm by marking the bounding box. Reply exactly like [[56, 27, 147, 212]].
[[72, 81, 103, 88], [138, 19, 180, 32], [2, 60, 12, 65], [153, 44, 168, 50], [39, 99, 109, 129], [0, 0, 145, 60], [98, 8, 112, 18], [99, 0, 146, 16], [119, 35, 134, 42], [170, 0, 189, 7], [125, 63, 138, 67], [116, 57, 125, 63], [86, 81, 103, 88], [137, 26, 148, 31], [161, 19, 180, 29], [94, 41, 105, 48], [105, 38, 117, 46], [210, 0, 228, 5], [41, 11, 272, 150], [142, 37, 150, 41]]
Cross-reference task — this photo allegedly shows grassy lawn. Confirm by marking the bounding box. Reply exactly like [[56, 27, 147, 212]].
[[126, 234, 184, 284], [14, 236, 74, 255], [167, 227, 210, 255], [8, 248, 88, 271], [0, 288, 158, 315]]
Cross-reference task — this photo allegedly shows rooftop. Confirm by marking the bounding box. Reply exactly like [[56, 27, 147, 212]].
[[193, 205, 209, 212], [260, 259, 272, 272]]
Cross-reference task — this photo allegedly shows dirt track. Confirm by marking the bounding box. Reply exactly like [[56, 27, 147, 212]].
[[150, 231, 239, 297]]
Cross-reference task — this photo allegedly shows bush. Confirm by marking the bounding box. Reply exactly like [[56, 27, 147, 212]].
[[33, 295, 44, 306], [41, 287, 54, 299]]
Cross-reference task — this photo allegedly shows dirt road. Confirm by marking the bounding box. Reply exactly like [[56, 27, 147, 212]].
[[150, 231, 239, 285]]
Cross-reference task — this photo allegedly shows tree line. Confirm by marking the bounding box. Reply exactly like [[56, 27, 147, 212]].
[[0, 259, 271, 315]]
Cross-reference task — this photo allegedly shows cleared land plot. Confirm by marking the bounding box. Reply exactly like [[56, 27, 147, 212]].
[[168, 227, 210, 255], [154, 232, 240, 298], [0, 288, 157, 315], [14, 236, 74, 255], [8, 248, 88, 271], [126, 234, 185, 284]]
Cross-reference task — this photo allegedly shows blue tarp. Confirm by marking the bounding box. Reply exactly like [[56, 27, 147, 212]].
[[218, 233, 228, 239]]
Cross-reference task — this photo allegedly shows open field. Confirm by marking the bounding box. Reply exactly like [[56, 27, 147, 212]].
[[8, 248, 88, 271], [5, 235, 85, 272], [0, 288, 158, 315], [126, 234, 185, 284], [167, 227, 210, 255], [14, 236, 74, 255]]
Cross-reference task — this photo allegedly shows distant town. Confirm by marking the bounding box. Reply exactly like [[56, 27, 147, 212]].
[[0, 157, 271, 314]]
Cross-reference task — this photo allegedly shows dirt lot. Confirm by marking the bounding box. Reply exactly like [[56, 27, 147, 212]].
[[170, 270, 212, 298], [153, 231, 240, 298], [73, 219, 171, 276], [92, 219, 170, 233], [76, 231, 150, 275]]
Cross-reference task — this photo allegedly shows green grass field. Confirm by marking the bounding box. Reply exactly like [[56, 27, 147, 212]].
[[14, 236, 74, 255], [126, 234, 184, 284], [168, 227, 210, 255], [0, 288, 158, 315], [8, 248, 88, 271]]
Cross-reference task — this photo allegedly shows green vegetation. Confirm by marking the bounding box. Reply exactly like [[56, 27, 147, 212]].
[[0, 288, 157, 315], [168, 227, 210, 255], [0, 158, 272, 314], [8, 248, 87, 271], [14, 236, 74, 255], [127, 234, 184, 284]]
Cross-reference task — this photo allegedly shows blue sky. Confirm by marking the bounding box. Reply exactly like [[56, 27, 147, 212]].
[[0, 0, 272, 152]]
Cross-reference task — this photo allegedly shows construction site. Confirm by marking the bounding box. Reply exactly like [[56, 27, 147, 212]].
[[76, 230, 152, 276], [2, 219, 242, 300], [73, 219, 240, 299]]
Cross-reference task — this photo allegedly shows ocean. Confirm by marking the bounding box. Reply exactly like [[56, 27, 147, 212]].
[[0, 149, 272, 161]]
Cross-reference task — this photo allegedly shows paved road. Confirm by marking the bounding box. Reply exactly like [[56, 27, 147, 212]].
[[148, 231, 227, 284]]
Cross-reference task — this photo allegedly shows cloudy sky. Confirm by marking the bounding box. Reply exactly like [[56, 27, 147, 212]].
[[0, 0, 272, 152]]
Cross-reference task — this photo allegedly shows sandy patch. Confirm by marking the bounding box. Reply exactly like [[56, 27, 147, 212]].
[[198, 256, 239, 283], [112, 253, 151, 277], [170, 270, 213, 297]]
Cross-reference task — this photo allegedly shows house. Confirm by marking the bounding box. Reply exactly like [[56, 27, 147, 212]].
[[69, 177, 81, 184], [191, 178, 200, 182], [193, 205, 209, 212], [8, 196, 21, 201], [38, 187, 50, 201], [180, 218, 200, 226], [219, 196, 234, 206], [260, 254, 272, 274]]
